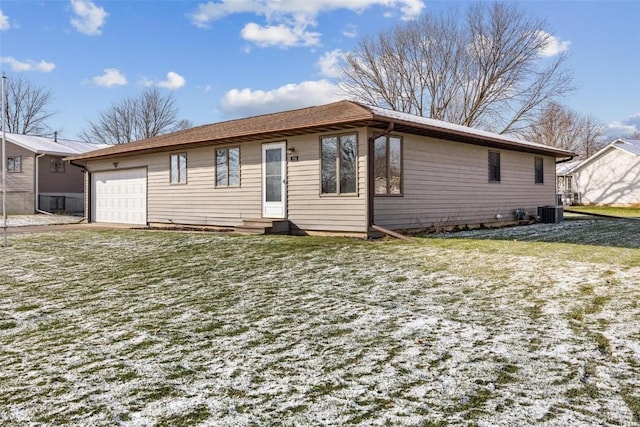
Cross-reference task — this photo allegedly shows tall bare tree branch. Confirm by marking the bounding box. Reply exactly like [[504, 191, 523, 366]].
[[2, 76, 55, 135], [340, 2, 574, 135], [525, 102, 605, 158], [80, 88, 192, 145]]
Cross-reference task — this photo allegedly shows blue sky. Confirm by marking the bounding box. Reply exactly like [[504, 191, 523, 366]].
[[1, 0, 638, 141]]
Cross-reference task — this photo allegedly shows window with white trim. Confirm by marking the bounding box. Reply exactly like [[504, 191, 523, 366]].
[[216, 147, 240, 187], [8, 156, 21, 173], [321, 134, 357, 195], [170, 153, 187, 184]]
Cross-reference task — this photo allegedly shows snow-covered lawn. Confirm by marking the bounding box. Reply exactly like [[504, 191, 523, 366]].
[[1, 220, 639, 426], [4, 214, 82, 227]]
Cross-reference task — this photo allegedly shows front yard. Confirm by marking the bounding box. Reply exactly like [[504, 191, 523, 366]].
[[1, 218, 639, 426]]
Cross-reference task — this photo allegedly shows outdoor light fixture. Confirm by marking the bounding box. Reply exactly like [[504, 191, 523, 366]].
[[287, 147, 295, 155], [113, 162, 119, 168]]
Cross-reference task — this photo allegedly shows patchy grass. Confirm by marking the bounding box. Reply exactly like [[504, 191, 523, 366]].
[[566, 205, 640, 218], [0, 220, 639, 426]]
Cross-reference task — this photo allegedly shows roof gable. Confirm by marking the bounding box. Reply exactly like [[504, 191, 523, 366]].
[[67, 100, 576, 161], [571, 138, 640, 172]]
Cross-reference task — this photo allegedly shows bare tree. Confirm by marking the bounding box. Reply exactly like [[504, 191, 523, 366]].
[[80, 88, 192, 144], [525, 103, 604, 158], [2, 75, 55, 135], [340, 2, 574, 135]]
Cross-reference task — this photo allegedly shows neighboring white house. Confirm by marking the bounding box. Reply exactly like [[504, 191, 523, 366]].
[[3, 133, 109, 215], [556, 138, 640, 206]]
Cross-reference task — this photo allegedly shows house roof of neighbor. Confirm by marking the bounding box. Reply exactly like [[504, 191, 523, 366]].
[[556, 160, 583, 176], [5, 133, 110, 157], [613, 138, 640, 156], [67, 100, 577, 161], [567, 138, 640, 173]]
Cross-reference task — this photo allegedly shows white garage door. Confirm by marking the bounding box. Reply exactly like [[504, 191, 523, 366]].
[[92, 169, 147, 225]]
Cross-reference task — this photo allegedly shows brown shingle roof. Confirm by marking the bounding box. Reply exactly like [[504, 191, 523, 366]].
[[67, 100, 576, 161]]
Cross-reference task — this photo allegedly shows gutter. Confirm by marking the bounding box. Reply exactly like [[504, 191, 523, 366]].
[[35, 153, 53, 215], [555, 156, 576, 164]]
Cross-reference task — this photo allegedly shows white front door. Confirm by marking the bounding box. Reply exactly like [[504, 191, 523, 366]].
[[262, 142, 287, 218]]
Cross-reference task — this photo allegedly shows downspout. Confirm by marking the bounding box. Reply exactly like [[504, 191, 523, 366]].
[[35, 153, 53, 215], [367, 121, 394, 232], [69, 160, 88, 222]]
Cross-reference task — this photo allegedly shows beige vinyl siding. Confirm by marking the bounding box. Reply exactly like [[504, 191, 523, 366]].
[[286, 130, 367, 233], [374, 134, 557, 230], [86, 144, 262, 227], [4, 143, 34, 214], [85, 131, 368, 232], [576, 149, 640, 205], [6, 143, 34, 193]]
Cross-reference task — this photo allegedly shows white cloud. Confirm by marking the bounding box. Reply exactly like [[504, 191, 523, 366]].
[[189, 0, 424, 48], [241, 22, 321, 48], [537, 31, 570, 57], [156, 71, 186, 90], [605, 113, 640, 139], [220, 79, 342, 118], [141, 72, 186, 90], [316, 49, 345, 78], [0, 10, 11, 31], [0, 56, 55, 72], [92, 68, 127, 87], [341, 24, 358, 38], [70, 0, 108, 36]]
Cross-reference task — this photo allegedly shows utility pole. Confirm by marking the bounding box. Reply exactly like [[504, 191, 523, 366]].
[[2, 72, 7, 247]]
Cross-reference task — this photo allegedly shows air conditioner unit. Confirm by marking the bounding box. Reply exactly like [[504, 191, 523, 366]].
[[537, 206, 563, 223]]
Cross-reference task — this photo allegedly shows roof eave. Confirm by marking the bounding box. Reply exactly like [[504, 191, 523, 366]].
[[369, 114, 576, 158], [66, 117, 376, 162]]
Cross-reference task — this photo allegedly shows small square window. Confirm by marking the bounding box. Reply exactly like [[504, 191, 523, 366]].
[[8, 156, 21, 173], [488, 151, 500, 182], [50, 158, 65, 173]]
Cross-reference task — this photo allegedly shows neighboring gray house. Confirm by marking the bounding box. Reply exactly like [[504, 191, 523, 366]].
[[556, 138, 640, 206], [2, 133, 109, 215], [68, 101, 574, 237]]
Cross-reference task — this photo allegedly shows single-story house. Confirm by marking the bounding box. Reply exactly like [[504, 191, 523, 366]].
[[556, 138, 640, 206], [67, 100, 574, 237], [3, 133, 109, 215]]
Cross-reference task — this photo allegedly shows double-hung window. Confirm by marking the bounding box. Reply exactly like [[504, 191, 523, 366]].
[[534, 157, 544, 184], [170, 153, 187, 184], [8, 156, 21, 173], [488, 151, 501, 182], [374, 135, 402, 195], [216, 147, 240, 187], [321, 134, 357, 195]]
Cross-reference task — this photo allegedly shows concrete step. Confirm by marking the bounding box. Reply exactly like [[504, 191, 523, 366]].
[[236, 218, 290, 235], [234, 225, 267, 235]]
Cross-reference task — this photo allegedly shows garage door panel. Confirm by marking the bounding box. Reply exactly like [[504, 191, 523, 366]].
[[92, 169, 147, 225]]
